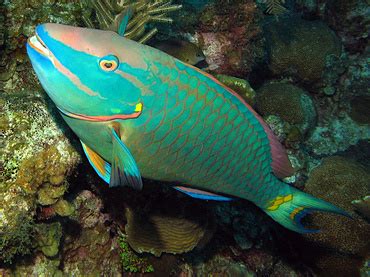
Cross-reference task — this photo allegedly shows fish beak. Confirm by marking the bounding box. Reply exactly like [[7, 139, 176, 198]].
[[27, 33, 51, 58]]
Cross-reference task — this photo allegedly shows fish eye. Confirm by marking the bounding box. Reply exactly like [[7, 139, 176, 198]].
[[99, 55, 119, 72]]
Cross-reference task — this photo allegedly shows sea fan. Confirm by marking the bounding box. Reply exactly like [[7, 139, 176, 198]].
[[265, 0, 287, 15]]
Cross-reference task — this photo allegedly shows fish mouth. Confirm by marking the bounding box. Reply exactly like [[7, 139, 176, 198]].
[[57, 104, 143, 122], [27, 33, 51, 58]]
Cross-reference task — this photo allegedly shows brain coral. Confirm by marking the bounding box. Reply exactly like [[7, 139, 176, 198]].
[[303, 156, 370, 276], [256, 81, 316, 136], [125, 200, 215, 257], [264, 17, 341, 83]]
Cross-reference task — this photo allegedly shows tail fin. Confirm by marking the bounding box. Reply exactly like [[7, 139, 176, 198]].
[[263, 185, 350, 233]]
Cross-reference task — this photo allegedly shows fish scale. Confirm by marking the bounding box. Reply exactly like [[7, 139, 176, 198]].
[[124, 59, 276, 206], [27, 23, 348, 233]]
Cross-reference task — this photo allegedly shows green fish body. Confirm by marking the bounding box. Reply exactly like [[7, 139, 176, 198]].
[[27, 24, 348, 233]]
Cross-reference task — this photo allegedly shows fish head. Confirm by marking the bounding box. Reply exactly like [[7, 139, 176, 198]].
[[27, 23, 151, 121]]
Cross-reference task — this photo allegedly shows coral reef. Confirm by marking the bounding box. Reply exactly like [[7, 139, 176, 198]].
[[53, 199, 75, 217], [0, 1, 4, 48], [118, 233, 154, 273], [62, 190, 122, 275], [125, 197, 215, 257], [352, 196, 370, 221], [0, 1, 82, 92], [256, 81, 316, 141], [0, 213, 34, 263], [12, 255, 63, 276], [80, 0, 182, 43], [34, 222, 62, 257], [0, 0, 83, 265], [181, 255, 256, 276], [195, 0, 264, 77], [360, 259, 370, 277], [0, 91, 80, 263], [303, 156, 370, 276], [264, 17, 341, 83], [305, 114, 370, 156], [325, 0, 369, 53]]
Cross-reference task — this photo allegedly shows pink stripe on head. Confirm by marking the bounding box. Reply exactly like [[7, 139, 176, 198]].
[[50, 53, 100, 97]]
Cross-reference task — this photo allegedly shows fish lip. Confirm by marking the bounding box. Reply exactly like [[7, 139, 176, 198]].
[[57, 107, 142, 122], [27, 31, 51, 58]]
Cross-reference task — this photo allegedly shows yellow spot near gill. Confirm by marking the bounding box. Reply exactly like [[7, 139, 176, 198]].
[[290, 207, 305, 220], [267, 194, 293, 211], [135, 102, 143, 112]]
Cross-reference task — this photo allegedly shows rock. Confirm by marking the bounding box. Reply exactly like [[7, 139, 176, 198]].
[[305, 114, 370, 155], [352, 196, 370, 221], [256, 81, 316, 137], [265, 17, 341, 83], [360, 258, 370, 277], [349, 95, 370, 125], [325, 0, 369, 53], [12, 254, 63, 277], [182, 254, 256, 277]]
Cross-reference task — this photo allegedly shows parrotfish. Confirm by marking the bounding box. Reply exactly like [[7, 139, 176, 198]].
[[26, 23, 348, 233]]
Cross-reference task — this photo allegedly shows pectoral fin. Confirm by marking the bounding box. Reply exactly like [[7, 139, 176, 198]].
[[81, 141, 111, 184], [174, 186, 233, 201], [110, 128, 143, 190]]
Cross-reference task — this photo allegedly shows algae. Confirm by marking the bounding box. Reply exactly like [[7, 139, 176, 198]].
[[118, 233, 154, 273]]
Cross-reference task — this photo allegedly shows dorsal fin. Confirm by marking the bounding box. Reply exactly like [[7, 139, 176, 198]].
[[177, 61, 295, 178]]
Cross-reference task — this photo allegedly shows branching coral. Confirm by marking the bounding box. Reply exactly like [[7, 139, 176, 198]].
[[265, 0, 286, 15], [80, 0, 182, 43]]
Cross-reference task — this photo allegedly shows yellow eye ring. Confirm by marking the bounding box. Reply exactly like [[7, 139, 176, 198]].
[[99, 55, 119, 72], [99, 59, 118, 71]]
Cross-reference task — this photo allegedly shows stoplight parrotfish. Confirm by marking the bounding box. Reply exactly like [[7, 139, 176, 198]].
[[26, 23, 349, 233]]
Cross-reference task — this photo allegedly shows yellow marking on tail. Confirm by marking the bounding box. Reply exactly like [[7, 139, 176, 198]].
[[290, 207, 305, 220], [267, 194, 293, 211]]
